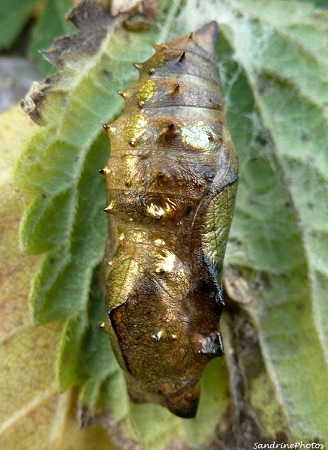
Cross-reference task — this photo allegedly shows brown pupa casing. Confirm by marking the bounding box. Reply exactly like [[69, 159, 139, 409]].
[[101, 22, 238, 418]]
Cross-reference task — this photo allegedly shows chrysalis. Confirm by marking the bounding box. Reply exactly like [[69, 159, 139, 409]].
[[100, 22, 238, 418]]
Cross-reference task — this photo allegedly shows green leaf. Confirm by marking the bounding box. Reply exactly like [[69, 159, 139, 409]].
[[218, 0, 328, 440], [11, 0, 328, 448], [28, 0, 75, 76], [0, 106, 60, 449], [0, 0, 39, 49], [0, 105, 124, 450]]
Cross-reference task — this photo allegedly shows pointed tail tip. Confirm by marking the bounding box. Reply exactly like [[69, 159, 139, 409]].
[[194, 21, 219, 49]]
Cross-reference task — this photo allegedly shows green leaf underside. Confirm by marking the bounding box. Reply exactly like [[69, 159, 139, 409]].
[[218, 0, 328, 440], [13, 0, 328, 447]]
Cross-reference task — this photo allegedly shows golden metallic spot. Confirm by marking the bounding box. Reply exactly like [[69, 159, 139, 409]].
[[147, 203, 165, 219], [131, 230, 147, 242], [154, 238, 165, 246], [171, 334, 177, 340], [155, 250, 176, 274], [147, 198, 176, 220], [119, 233, 125, 241], [108, 261, 113, 266], [136, 79, 154, 103], [127, 114, 147, 143], [99, 322, 105, 328], [148, 68, 155, 75]]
